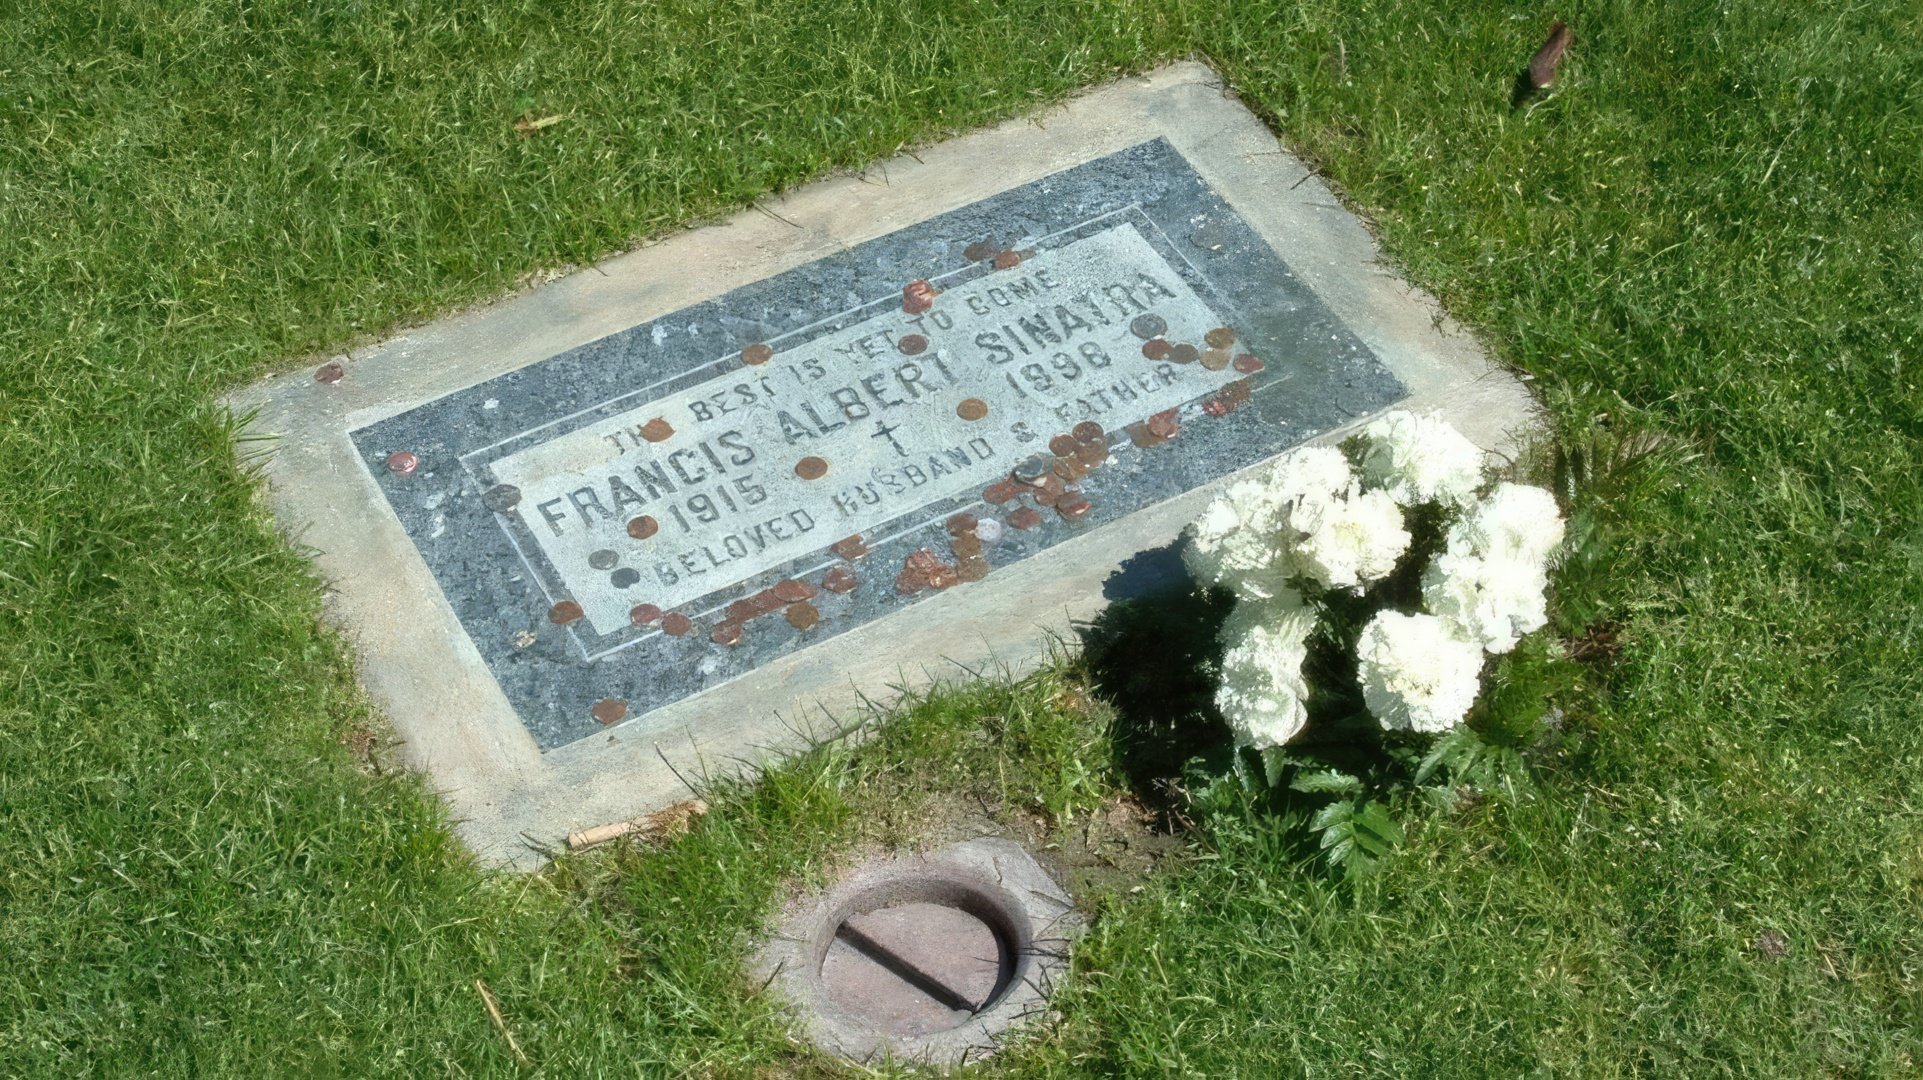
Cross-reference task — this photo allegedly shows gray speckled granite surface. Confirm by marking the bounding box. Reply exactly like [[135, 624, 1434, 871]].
[[351, 138, 1403, 751]]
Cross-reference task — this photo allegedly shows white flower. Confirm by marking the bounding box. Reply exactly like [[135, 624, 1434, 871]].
[[1422, 550, 1549, 654], [1183, 478, 1287, 592], [1355, 611, 1483, 733], [1268, 445, 1354, 517], [1287, 488, 1411, 590], [1215, 593, 1316, 749], [1359, 410, 1486, 508], [1447, 482, 1565, 565]]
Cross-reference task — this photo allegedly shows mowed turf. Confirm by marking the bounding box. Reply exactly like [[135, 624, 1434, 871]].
[[2, 0, 1920, 1075]]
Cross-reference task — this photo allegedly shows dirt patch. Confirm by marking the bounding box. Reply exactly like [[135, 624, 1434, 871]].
[[856, 786, 1189, 909]]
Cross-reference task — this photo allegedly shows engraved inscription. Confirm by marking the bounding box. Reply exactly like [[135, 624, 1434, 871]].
[[487, 222, 1240, 633]]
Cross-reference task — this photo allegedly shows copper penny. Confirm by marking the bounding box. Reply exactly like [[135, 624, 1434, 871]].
[[772, 579, 817, 603], [897, 333, 928, 355], [1074, 441, 1106, 466], [951, 532, 983, 560], [1205, 326, 1237, 349], [902, 280, 936, 314], [992, 250, 1021, 270], [1203, 398, 1231, 418], [548, 600, 584, 625], [385, 451, 419, 476], [1057, 494, 1093, 520], [1141, 338, 1172, 361], [895, 570, 927, 595], [1169, 343, 1199, 365], [1125, 421, 1159, 448], [741, 343, 774, 366], [785, 602, 820, 631], [981, 480, 1017, 505], [711, 621, 744, 646], [749, 588, 784, 615], [946, 512, 978, 536], [957, 558, 989, 583], [591, 699, 628, 726], [822, 566, 859, 593], [725, 597, 759, 623], [630, 603, 663, 626], [661, 612, 694, 637], [1008, 507, 1043, 530], [1048, 434, 1079, 457], [1053, 458, 1085, 482], [831, 535, 867, 560], [956, 398, 990, 421], [1200, 348, 1231, 372], [627, 515, 659, 540], [1233, 353, 1264, 374], [481, 484, 521, 512], [1033, 486, 1060, 508], [927, 567, 960, 589], [963, 240, 996, 261], [794, 456, 829, 480], [315, 362, 345, 384], [1071, 421, 1105, 444], [1147, 413, 1179, 439], [638, 417, 673, 443]]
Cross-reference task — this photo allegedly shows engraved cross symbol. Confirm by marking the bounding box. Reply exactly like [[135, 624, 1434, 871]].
[[871, 419, 908, 457]]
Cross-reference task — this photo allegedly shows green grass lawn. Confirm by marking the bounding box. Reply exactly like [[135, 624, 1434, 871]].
[[4, 0, 1921, 1074]]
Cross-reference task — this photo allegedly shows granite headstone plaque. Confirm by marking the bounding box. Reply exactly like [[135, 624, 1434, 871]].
[[350, 139, 1403, 751], [235, 64, 1535, 863]]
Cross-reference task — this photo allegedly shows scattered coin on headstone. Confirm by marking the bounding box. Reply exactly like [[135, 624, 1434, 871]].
[[627, 515, 659, 540], [785, 602, 820, 631], [794, 456, 829, 480], [1129, 314, 1168, 340], [481, 484, 521, 512]]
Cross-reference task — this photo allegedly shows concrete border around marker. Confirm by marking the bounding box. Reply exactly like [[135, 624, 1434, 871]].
[[228, 61, 1538, 868]]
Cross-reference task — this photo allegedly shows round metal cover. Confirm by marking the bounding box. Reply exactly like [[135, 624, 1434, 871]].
[[751, 838, 1081, 1065]]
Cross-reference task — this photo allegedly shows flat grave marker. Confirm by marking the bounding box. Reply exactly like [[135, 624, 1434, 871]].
[[233, 64, 1533, 865]]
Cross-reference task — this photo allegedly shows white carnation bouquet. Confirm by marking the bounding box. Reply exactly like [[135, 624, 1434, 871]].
[[1185, 411, 1567, 797]]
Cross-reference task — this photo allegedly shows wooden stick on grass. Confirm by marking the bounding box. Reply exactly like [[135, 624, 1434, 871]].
[[475, 979, 529, 1067]]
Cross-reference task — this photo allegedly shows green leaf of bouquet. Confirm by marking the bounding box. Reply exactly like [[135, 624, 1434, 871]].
[[1311, 800, 1353, 836], [1353, 801, 1405, 852], [1291, 769, 1365, 795]]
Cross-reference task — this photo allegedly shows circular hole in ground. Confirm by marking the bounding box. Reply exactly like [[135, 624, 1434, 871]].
[[816, 885, 1020, 1038]]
